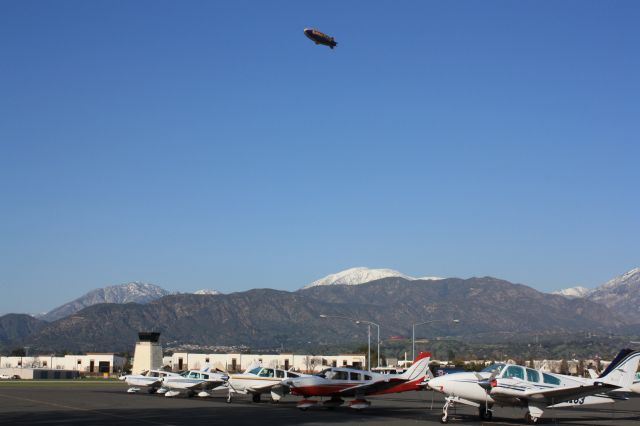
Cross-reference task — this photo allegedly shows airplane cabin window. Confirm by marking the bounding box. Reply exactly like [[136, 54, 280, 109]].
[[350, 372, 360, 380], [526, 369, 540, 382], [202, 374, 209, 379], [275, 370, 284, 378], [333, 371, 349, 380], [503, 366, 524, 380], [248, 368, 262, 375], [542, 373, 561, 385], [365, 375, 372, 380]]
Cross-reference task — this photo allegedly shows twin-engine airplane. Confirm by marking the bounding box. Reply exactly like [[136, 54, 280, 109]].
[[120, 369, 180, 394], [283, 351, 432, 410], [427, 348, 640, 424], [227, 366, 306, 403], [162, 368, 229, 397]]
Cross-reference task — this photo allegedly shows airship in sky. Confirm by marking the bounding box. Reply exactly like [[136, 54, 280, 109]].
[[304, 28, 337, 49]]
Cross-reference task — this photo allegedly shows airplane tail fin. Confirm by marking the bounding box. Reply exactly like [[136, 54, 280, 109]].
[[399, 352, 432, 381], [598, 349, 640, 389]]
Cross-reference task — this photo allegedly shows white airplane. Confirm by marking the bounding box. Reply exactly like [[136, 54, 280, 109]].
[[427, 348, 640, 424], [283, 352, 432, 410], [227, 366, 306, 403], [162, 368, 229, 397], [119, 369, 180, 394]]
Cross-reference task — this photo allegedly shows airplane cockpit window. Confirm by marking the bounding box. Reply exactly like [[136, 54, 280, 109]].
[[481, 363, 505, 375], [316, 368, 331, 378], [259, 368, 275, 378], [287, 372, 299, 378], [189, 372, 200, 379], [275, 370, 285, 378], [542, 373, 561, 385], [526, 369, 540, 382], [149, 371, 159, 377], [248, 367, 262, 375], [349, 372, 361, 381], [502, 366, 524, 380]]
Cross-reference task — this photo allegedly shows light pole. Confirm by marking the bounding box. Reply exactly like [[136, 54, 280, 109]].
[[412, 319, 460, 361], [320, 314, 380, 370], [356, 320, 381, 368]]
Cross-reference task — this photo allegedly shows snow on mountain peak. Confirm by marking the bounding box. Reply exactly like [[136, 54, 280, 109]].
[[601, 267, 640, 289], [194, 289, 222, 295], [552, 286, 592, 298], [303, 267, 441, 289]]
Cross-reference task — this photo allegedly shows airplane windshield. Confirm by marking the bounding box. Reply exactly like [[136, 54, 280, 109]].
[[481, 363, 506, 375], [316, 368, 332, 378], [248, 367, 262, 375]]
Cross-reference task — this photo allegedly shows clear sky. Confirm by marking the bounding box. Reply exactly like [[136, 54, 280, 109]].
[[1, 1, 638, 314]]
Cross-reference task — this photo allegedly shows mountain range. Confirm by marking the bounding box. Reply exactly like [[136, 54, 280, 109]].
[[1, 267, 638, 354], [554, 268, 640, 320]]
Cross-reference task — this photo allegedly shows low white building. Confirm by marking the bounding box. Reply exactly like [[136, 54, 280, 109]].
[[164, 353, 365, 373], [0, 353, 125, 375]]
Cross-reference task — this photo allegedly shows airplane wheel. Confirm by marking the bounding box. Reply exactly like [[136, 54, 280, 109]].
[[186, 391, 195, 398], [226, 395, 231, 403], [525, 412, 538, 424], [148, 388, 157, 394], [479, 406, 492, 420], [440, 413, 448, 424], [252, 393, 261, 403]]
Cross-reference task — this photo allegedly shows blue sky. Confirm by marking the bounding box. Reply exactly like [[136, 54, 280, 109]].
[[1, 1, 638, 314]]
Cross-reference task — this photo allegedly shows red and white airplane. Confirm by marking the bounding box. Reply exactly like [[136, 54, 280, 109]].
[[283, 351, 432, 410]]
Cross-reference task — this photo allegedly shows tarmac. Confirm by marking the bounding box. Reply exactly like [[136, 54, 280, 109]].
[[0, 381, 639, 425]]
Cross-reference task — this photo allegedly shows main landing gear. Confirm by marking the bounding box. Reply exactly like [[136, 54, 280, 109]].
[[525, 411, 540, 424]]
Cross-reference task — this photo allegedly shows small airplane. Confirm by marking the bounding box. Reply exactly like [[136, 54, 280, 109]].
[[227, 366, 306, 403], [161, 367, 229, 397], [283, 351, 432, 410], [427, 348, 640, 424], [119, 369, 180, 394], [303, 28, 337, 49]]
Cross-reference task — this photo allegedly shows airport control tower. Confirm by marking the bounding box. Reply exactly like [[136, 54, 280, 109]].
[[132, 332, 163, 375]]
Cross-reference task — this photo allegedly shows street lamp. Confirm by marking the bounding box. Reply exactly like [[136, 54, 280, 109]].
[[319, 314, 380, 370], [356, 320, 381, 369], [412, 319, 460, 361]]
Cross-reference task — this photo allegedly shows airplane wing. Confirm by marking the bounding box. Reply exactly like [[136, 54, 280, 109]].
[[335, 378, 406, 397], [519, 383, 619, 405], [246, 382, 282, 393]]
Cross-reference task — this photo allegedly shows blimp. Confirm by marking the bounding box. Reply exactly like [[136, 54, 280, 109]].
[[304, 28, 337, 49]]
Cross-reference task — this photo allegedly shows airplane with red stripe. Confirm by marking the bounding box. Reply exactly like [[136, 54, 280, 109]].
[[282, 351, 432, 410]]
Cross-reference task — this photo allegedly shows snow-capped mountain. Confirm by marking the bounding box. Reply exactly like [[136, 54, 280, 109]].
[[588, 268, 640, 315], [553, 267, 640, 322], [552, 286, 593, 298], [302, 267, 442, 289], [194, 289, 222, 295], [39, 282, 171, 322]]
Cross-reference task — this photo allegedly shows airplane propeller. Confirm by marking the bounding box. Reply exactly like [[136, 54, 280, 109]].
[[473, 371, 498, 420]]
